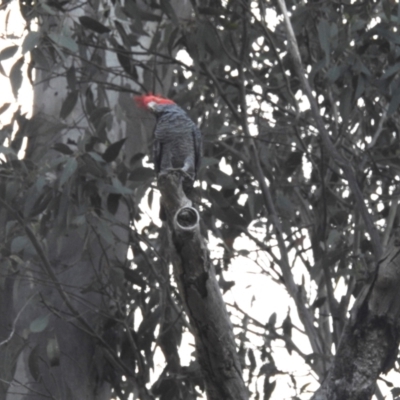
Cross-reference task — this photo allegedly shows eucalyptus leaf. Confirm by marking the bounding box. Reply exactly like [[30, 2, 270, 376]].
[[79, 16, 111, 34], [59, 157, 78, 187], [39, 2, 57, 15], [11, 236, 29, 254], [22, 31, 41, 54], [49, 33, 78, 53], [116, 45, 138, 79], [66, 65, 76, 90], [59, 90, 79, 119], [10, 57, 24, 99], [0, 103, 11, 114], [112, 177, 133, 194], [129, 167, 155, 182], [102, 138, 126, 162], [0, 145, 16, 155], [46, 337, 60, 367], [29, 314, 50, 333], [53, 143, 74, 155], [160, 0, 179, 26], [207, 168, 236, 189], [381, 63, 400, 80], [317, 19, 330, 65], [0, 45, 18, 61], [28, 345, 41, 381]]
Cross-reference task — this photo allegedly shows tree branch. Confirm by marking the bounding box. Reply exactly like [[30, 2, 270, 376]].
[[276, 0, 382, 261], [157, 171, 249, 400], [0, 196, 143, 385], [236, 34, 326, 370], [312, 235, 400, 399], [0, 293, 37, 347]]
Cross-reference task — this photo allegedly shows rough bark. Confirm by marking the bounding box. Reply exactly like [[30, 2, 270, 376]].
[[157, 172, 249, 400], [2, 203, 128, 400], [312, 235, 400, 400], [1, 4, 127, 400]]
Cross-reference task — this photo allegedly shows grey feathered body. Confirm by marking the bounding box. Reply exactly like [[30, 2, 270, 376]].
[[153, 104, 202, 188]]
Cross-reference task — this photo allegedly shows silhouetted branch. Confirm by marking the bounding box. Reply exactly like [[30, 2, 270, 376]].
[[277, 0, 382, 261], [157, 171, 249, 400]]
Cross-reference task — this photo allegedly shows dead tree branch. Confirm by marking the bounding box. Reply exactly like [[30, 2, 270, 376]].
[[157, 171, 249, 400]]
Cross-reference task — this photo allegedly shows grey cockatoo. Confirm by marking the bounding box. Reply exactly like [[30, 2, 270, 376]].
[[135, 94, 202, 194]]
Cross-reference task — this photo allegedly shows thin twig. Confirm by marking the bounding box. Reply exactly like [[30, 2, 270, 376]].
[[367, 107, 387, 150], [382, 198, 398, 249], [277, 0, 382, 261], [236, 9, 324, 363], [0, 196, 137, 378], [0, 293, 37, 347]]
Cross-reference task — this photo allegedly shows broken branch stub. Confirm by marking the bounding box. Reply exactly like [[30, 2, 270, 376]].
[[174, 206, 200, 232], [157, 171, 249, 400]]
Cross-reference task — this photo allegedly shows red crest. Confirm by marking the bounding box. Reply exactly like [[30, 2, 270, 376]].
[[134, 94, 175, 109]]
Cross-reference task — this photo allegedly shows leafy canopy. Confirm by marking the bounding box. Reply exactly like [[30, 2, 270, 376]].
[[1, 0, 400, 399]]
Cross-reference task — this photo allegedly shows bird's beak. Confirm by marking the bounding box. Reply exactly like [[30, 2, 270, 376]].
[[147, 101, 156, 111]]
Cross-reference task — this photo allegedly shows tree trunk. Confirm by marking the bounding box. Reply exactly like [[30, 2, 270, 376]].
[[312, 234, 400, 400], [4, 29, 129, 400], [0, 1, 194, 399]]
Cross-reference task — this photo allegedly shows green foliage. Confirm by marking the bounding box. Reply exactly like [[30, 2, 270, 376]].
[[1, 0, 400, 399]]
